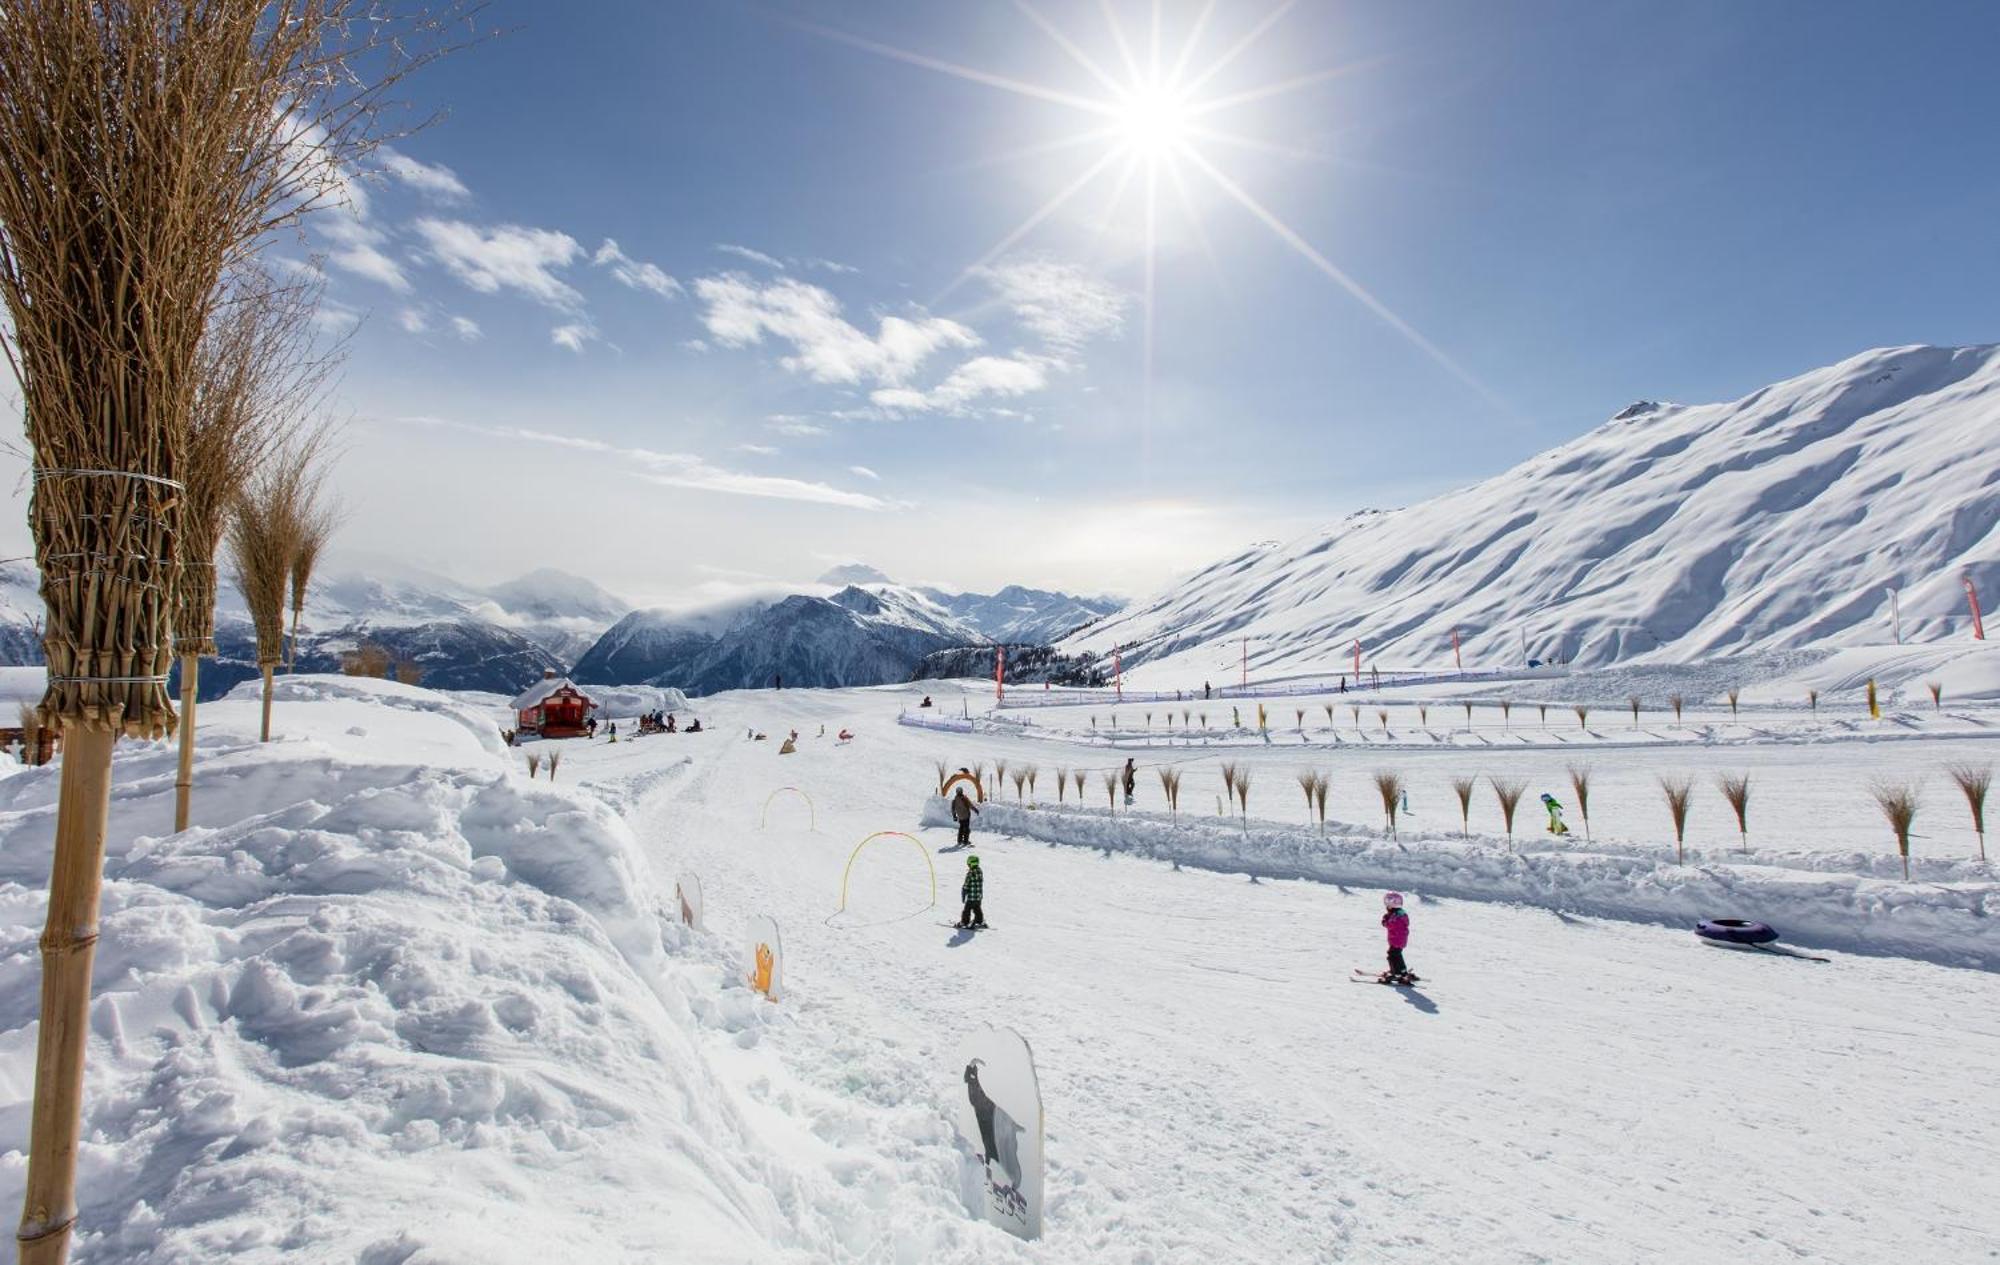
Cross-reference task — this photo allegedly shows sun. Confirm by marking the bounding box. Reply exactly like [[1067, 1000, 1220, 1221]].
[[791, 3, 1502, 415], [1111, 83, 1192, 159]]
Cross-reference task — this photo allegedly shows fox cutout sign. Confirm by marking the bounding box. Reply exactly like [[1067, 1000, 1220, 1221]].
[[745, 914, 782, 1001], [952, 1025, 1044, 1240]]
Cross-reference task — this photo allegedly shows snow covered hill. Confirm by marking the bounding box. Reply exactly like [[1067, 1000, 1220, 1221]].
[[1064, 344, 2000, 680], [574, 584, 985, 693]]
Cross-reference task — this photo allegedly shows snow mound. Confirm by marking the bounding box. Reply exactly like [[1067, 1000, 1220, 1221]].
[[926, 800, 2000, 969], [0, 680, 934, 1262]]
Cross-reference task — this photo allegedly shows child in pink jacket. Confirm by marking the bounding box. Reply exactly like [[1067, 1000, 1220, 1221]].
[[1380, 892, 1415, 984]]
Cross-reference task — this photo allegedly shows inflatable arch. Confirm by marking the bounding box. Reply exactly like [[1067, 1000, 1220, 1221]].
[[760, 785, 817, 831], [839, 831, 938, 913], [940, 771, 985, 803]]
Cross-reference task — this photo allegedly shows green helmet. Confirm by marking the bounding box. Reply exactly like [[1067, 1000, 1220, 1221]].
[[967, 855, 980, 866]]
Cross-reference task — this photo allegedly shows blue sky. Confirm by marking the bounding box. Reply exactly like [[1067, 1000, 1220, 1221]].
[[14, 0, 1998, 605]]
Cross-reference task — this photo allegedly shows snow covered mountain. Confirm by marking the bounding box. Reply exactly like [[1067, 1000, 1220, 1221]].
[[922, 584, 1123, 644], [1065, 344, 2000, 678], [573, 584, 985, 692]]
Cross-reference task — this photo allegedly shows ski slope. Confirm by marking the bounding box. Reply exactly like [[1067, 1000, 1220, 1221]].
[[588, 681, 2000, 1262]]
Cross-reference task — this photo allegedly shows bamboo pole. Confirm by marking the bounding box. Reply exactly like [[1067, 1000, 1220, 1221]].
[[174, 656, 199, 831], [259, 665, 275, 743], [17, 725, 116, 1265]]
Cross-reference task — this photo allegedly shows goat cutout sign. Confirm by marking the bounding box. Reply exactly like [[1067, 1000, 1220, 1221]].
[[675, 873, 703, 931], [952, 1024, 1044, 1240]]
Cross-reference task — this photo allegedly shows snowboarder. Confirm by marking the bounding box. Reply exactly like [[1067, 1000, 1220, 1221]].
[[957, 855, 986, 929], [1380, 892, 1414, 984], [1541, 793, 1569, 836], [950, 786, 980, 847], [1122, 757, 1137, 806]]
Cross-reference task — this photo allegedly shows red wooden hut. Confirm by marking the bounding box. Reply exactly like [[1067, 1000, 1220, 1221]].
[[512, 670, 596, 739]]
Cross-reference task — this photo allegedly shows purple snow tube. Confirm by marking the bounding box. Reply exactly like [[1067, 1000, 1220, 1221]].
[[1695, 918, 1780, 946]]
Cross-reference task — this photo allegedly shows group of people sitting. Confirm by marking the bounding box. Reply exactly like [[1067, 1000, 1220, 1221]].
[[636, 709, 699, 734]]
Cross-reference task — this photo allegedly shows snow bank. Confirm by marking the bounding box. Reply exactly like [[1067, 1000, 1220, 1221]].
[[0, 677, 839, 1262], [926, 799, 2000, 970]]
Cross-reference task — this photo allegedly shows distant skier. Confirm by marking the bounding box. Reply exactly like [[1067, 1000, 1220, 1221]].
[[1204, 681, 1212, 700], [957, 855, 986, 929], [951, 785, 980, 847], [1541, 793, 1570, 836], [1400, 788, 1412, 816], [1122, 757, 1137, 806], [1380, 892, 1415, 984]]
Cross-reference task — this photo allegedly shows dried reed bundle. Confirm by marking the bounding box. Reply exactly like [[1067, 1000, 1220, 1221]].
[[1628, 695, 1642, 728], [1573, 705, 1589, 731], [1102, 769, 1118, 808], [1311, 773, 1329, 831], [1871, 780, 1919, 879], [1718, 773, 1751, 852], [1055, 766, 1069, 802], [1670, 694, 1684, 724], [1373, 770, 1404, 839], [1660, 776, 1694, 863], [1451, 776, 1476, 837], [546, 748, 562, 781], [1567, 763, 1593, 841], [1945, 763, 1989, 861], [1490, 777, 1527, 846]]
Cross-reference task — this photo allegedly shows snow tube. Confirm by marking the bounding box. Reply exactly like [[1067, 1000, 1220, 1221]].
[[1695, 918, 1779, 946]]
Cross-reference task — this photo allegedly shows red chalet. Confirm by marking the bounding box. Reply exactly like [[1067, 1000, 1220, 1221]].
[[512, 670, 597, 739]]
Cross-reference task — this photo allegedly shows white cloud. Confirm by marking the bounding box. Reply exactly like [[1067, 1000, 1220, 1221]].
[[450, 316, 483, 341], [734, 443, 779, 456], [313, 300, 364, 335], [551, 322, 596, 353], [717, 243, 786, 269], [413, 219, 586, 310], [380, 147, 471, 202], [683, 338, 710, 353], [806, 257, 859, 275], [975, 258, 1126, 351], [409, 418, 887, 510], [870, 354, 1050, 414], [397, 307, 429, 334], [593, 239, 682, 299], [694, 274, 977, 386], [848, 465, 880, 480], [767, 416, 829, 437], [319, 208, 410, 292]]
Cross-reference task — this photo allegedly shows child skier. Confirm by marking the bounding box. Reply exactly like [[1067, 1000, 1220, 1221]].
[[1379, 892, 1415, 984], [1541, 792, 1569, 836], [957, 855, 986, 929]]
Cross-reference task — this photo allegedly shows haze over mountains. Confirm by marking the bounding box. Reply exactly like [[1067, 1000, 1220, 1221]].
[[1066, 344, 2000, 681]]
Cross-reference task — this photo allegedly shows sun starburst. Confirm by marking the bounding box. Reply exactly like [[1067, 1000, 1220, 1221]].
[[790, 1, 1502, 423]]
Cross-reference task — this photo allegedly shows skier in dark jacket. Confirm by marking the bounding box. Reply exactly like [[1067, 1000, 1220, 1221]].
[[950, 787, 979, 846], [957, 855, 986, 929], [1121, 757, 1137, 805]]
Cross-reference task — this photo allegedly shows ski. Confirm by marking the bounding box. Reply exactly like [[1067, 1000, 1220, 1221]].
[[1352, 967, 1423, 985], [941, 923, 995, 931]]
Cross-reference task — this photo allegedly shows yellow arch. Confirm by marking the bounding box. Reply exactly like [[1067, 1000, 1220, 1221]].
[[761, 785, 816, 830], [839, 831, 937, 912], [940, 771, 985, 803]]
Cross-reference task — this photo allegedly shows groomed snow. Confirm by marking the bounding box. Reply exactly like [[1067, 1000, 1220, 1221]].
[[0, 671, 1995, 1261]]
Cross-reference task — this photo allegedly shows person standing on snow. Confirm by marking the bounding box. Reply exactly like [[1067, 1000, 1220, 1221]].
[[957, 855, 986, 929], [1380, 892, 1415, 984], [950, 786, 980, 847], [1541, 793, 1569, 836], [1122, 757, 1137, 806]]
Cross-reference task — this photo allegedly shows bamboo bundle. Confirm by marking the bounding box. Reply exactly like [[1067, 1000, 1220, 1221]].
[[0, 6, 468, 1257]]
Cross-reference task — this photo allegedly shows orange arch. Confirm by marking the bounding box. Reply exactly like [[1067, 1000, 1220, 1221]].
[[941, 771, 985, 803]]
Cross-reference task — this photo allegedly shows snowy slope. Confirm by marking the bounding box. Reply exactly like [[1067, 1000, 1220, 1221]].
[[1066, 344, 2000, 679]]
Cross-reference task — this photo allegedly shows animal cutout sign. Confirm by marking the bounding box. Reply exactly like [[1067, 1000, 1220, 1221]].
[[952, 1025, 1044, 1240], [744, 914, 782, 1001], [675, 874, 703, 931]]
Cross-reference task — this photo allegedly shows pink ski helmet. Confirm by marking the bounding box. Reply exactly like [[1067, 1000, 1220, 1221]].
[[1383, 891, 1404, 910]]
